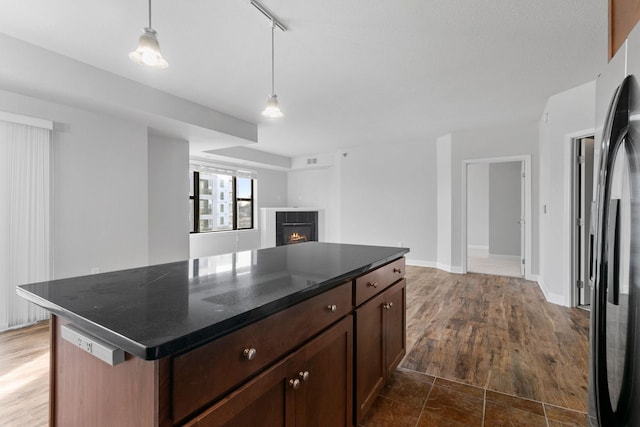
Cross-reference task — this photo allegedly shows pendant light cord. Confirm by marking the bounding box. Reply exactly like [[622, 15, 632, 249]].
[[148, 0, 152, 28], [270, 20, 275, 95]]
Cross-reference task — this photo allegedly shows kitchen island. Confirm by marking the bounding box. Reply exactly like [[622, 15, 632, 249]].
[[18, 242, 409, 426]]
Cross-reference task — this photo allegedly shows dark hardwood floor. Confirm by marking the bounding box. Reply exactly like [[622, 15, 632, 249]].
[[0, 266, 590, 426], [362, 266, 590, 426]]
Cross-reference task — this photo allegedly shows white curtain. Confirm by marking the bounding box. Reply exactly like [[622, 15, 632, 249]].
[[0, 119, 51, 331]]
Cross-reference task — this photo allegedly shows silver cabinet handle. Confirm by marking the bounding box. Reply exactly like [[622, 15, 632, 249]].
[[327, 304, 337, 312], [383, 302, 394, 310], [393, 268, 402, 274], [299, 371, 310, 381], [289, 378, 301, 390], [242, 348, 257, 361], [367, 282, 378, 288]]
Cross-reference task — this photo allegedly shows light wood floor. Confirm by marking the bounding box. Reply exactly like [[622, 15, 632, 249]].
[[0, 322, 49, 426], [0, 266, 590, 426]]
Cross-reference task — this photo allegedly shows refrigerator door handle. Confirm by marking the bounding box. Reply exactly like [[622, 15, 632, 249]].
[[606, 198, 621, 306], [589, 201, 597, 282]]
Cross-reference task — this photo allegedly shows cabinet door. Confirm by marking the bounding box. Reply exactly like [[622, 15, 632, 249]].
[[184, 352, 300, 427], [355, 291, 386, 421], [294, 316, 353, 427], [383, 279, 406, 379]]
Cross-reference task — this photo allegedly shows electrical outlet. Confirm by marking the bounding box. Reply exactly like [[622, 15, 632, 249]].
[[76, 336, 93, 353]]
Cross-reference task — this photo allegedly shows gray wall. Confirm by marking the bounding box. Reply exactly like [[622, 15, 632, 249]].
[[148, 134, 190, 265], [0, 89, 149, 279], [488, 162, 521, 256], [467, 163, 489, 248], [339, 140, 438, 265]]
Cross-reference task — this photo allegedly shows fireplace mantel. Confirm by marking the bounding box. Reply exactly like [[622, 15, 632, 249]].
[[259, 207, 325, 248]]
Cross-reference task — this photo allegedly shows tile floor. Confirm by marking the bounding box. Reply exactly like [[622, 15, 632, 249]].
[[360, 368, 589, 427], [467, 247, 523, 278]]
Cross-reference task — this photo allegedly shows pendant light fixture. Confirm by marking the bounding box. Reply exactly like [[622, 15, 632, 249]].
[[262, 19, 283, 118], [129, 0, 168, 69]]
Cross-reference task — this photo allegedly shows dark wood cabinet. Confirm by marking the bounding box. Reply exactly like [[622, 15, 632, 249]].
[[354, 279, 406, 421], [184, 353, 295, 427], [48, 257, 406, 427], [384, 279, 406, 380], [185, 316, 353, 427], [172, 282, 352, 423], [294, 315, 353, 427], [610, 0, 640, 59]]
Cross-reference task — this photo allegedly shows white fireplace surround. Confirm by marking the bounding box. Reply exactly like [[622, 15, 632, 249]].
[[259, 208, 325, 249]]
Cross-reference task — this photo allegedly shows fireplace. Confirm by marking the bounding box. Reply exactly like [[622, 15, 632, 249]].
[[276, 211, 318, 246]]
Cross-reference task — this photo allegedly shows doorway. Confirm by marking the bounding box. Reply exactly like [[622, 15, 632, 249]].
[[572, 136, 594, 308], [462, 156, 531, 279]]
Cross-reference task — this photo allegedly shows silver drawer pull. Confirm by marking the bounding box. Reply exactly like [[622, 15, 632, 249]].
[[299, 371, 310, 381], [393, 268, 402, 274], [289, 378, 301, 390], [383, 302, 394, 310], [327, 304, 337, 313], [242, 347, 257, 361], [367, 282, 378, 289]]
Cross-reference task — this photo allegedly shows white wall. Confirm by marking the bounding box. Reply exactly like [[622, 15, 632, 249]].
[[339, 141, 438, 265], [437, 134, 453, 269], [538, 80, 596, 305], [467, 163, 489, 248], [286, 141, 438, 265], [287, 154, 342, 243], [0, 89, 149, 279], [148, 134, 190, 265], [488, 162, 521, 256], [189, 166, 288, 258], [447, 121, 539, 273]]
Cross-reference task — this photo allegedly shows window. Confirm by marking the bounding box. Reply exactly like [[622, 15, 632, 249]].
[[236, 177, 253, 229], [189, 164, 255, 233]]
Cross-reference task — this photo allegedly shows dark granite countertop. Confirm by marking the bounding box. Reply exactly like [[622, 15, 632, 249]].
[[17, 242, 409, 360]]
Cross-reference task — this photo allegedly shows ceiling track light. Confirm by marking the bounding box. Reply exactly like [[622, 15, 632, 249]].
[[250, 1, 287, 32], [250, 1, 287, 119], [129, 0, 168, 69], [262, 21, 283, 119]]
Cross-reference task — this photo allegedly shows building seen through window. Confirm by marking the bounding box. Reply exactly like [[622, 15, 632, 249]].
[[189, 164, 255, 233]]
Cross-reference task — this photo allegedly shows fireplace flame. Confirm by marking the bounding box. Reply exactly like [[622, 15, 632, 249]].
[[289, 232, 308, 243]]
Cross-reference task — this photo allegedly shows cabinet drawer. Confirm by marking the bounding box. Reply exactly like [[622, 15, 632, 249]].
[[172, 281, 352, 423], [354, 258, 405, 306]]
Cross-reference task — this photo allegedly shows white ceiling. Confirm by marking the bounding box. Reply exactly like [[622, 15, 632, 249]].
[[0, 0, 607, 158]]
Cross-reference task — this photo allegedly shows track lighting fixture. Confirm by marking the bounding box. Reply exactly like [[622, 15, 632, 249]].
[[129, 0, 168, 69]]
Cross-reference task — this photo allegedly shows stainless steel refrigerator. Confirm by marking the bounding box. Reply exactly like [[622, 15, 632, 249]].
[[589, 21, 640, 427]]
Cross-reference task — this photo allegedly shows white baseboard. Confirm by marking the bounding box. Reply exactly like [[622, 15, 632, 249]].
[[532, 275, 570, 307], [405, 259, 437, 268], [403, 259, 464, 274], [547, 292, 568, 306], [532, 275, 549, 299], [436, 262, 464, 274], [467, 245, 489, 251], [488, 253, 520, 260]]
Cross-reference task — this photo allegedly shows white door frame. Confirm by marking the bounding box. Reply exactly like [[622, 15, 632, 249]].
[[461, 155, 532, 280], [565, 128, 596, 307]]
